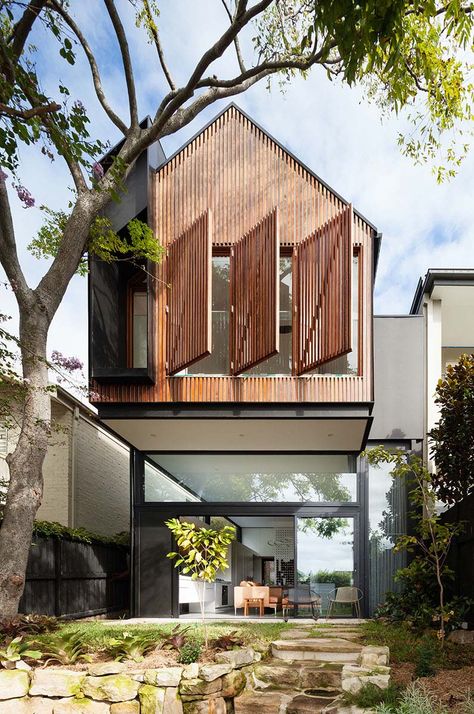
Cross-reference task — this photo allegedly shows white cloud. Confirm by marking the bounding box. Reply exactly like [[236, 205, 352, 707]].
[[1, 1, 473, 378]]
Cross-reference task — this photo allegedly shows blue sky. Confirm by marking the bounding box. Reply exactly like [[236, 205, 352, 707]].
[[1, 0, 474, 373]]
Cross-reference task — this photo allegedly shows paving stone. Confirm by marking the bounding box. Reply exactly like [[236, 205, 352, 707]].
[[272, 638, 361, 663], [280, 630, 315, 640]]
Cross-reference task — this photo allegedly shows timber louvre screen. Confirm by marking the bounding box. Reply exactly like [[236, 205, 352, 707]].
[[166, 211, 212, 375], [230, 209, 279, 375], [294, 204, 353, 375]]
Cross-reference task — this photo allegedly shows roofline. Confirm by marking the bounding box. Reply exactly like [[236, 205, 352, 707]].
[[410, 268, 474, 314], [155, 102, 379, 236]]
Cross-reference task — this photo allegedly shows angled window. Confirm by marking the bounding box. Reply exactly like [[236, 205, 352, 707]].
[[166, 211, 212, 375], [230, 209, 279, 375], [294, 204, 353, 375]]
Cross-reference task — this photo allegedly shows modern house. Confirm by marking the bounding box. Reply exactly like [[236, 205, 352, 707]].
[[0, 386, 130, 536], [89, 104, 428, 618]]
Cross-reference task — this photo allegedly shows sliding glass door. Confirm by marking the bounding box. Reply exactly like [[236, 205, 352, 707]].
[[296, 516, 356, 616]]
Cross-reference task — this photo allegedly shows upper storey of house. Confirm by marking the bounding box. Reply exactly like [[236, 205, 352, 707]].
[[89, 104, 380, 408]]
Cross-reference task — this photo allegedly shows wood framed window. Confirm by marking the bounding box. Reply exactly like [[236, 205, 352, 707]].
[[166, 211, 212, 375], [127, 270, 148, 369], [294, 204, 353, 375], [230, 209, 279, 375]]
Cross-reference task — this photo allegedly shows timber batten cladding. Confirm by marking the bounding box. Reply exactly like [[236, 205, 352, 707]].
[[92, 104, 375, 404]]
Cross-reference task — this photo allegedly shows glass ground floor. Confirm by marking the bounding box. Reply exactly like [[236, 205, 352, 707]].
[[131, 445, 408, 618]]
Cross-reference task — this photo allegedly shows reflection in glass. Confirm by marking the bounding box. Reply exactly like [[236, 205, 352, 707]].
[[368, 453, 407, 614], [296, 517, 355, 616], [187, 257, 229, 375], [144, 460, 200, 502], [144, 453, 357, 502], [132, 292, 147, 368]]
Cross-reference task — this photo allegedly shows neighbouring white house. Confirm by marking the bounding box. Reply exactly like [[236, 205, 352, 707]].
[[0, 385, 130, 536]]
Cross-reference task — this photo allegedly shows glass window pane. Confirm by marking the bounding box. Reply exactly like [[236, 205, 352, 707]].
[[144, 453, 357, 502], [368, 450, 407, 614], [132, 291, 147, 368], [187, 257, 230, 375], [144, 461, 201, 502]]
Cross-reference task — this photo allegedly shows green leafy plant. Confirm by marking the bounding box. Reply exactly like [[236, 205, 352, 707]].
[[40, 632, 92, 666], [375, 682, 451, 713], [210, 630, 244, 651], [177, 640, 202, 664], [104, 631, 157, 663], [166, 520, 236, 648], [415, 637, 438, 678], [0, 614, 59, 640], [343, 682, 402, 709], [0, 636, 42, 667], [365, 446, 465, 641], [160, 625, 191, 652]]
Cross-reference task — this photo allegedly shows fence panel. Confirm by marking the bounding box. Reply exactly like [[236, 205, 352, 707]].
[[19, 536, 129, 618]]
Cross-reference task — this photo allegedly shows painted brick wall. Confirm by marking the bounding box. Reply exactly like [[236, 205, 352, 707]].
[[74, 415, 130, 535]]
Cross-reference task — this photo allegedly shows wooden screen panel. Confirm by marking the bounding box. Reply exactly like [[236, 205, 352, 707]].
[[295, 204, 353, 375], [166, 211, 212, 375], [230, 209, 279, 375]]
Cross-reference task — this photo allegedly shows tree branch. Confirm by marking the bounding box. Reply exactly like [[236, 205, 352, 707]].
[[0, 101, 61, 120], [10, 0, 47, 60], [49, 0, 128, 135], [220, 0, 246, 74], [142, 0, 175, 91], [103, 0, 138, 127], [0, 179, 30, 304]]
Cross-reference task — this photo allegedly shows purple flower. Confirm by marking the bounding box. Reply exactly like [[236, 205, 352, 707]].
[[15, 184, 35, 208], [0, 168, 7, 183], [92, 162, 104, 180], [50, 350, 83, 372], [73, 100, 84, 111]]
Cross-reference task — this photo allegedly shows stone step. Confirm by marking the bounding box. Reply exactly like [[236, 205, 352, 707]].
[[251, 660, 343, 692], [272, 638, 362, 664], [234, 689, 340, 713]]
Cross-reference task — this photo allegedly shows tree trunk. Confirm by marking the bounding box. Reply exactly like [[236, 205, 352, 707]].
[[0, 303, 51, 617]]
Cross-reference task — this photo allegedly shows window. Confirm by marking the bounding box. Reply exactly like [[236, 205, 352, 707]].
[[0, 426, 7, 455], [144, 453, 357, 502], [127, 272, 148, 369]]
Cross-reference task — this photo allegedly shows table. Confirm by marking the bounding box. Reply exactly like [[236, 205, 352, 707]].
[[244, 596, 264, 616]]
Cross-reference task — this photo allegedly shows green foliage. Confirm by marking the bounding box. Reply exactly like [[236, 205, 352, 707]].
[[104, 631, 157, 663], [177, 640, 202, 664], [415, 637, 438, 678], [40, 631, 92, 666], [343, 682, 402, 709], [375, 682, 451, 713], [365, 446, 465, 640], [0, 636, 42, 665], [31, 520, 129, 547], [166, 520, 236, 584], [429, 354, 474, 504], [313, 570, 352, 588], [0, 614, 59, 641], [28, 210, 164, 277]]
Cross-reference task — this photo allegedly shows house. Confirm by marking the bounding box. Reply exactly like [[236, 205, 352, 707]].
[[89, 104, 427, 618], [0, 386, 130, 537]]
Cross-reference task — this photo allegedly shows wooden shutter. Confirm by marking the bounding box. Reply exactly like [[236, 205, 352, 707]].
[[294, 204, 353, 375], [166, 211, 212, 375], [230, 209, 279, 375]]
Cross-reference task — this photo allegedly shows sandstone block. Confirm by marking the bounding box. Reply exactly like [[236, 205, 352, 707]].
[[164, 687, 184, 714], [179, 678, 222, 699], [30, 670, 85, 698], [88, 663, 127, 677], [199, 664, 232, 682], [183, 698, 226, 714], [0, 669, 30, 699], [139, 684, 165, 714], [53, 698, 110, 713], [221, 670, 245, 698], [144, 667, 183, 687], [214, 649, 254, 668], [182, 664, 199, 680], [110, 701, 140, 713], [83, 674, 139, 702]]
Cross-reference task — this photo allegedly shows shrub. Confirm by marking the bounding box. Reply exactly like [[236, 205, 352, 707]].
[[0, 614, 59, 640], [210, 630, 244, 651], [178, 640, 202, 664], [375, 682, 450, 713], [343, 683, 402, 709], [0, 636, 42, 667], [40, 632, 92, 665], [415, 637, 437, 678], [104, 631, 157, 662]]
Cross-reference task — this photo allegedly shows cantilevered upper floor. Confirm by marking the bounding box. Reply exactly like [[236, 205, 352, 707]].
[[89, 105, 381, 451]]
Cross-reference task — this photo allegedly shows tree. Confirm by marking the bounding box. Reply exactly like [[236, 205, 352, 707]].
[[429, 354, 474, 505], [166, 519, 236, 648], [366, 446, 464, 640], [0, 0, 473, 617]]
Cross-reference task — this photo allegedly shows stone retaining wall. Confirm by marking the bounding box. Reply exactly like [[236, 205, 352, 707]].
[[0, 647, 257, 713]]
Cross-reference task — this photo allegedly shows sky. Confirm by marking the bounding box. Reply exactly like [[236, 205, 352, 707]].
[[1, 0, 474, 376]]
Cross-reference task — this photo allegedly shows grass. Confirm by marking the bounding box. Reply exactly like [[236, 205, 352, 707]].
[[342, 682, 403, 709], [35, 620, 290, 652], [361, 620, 474, 670]]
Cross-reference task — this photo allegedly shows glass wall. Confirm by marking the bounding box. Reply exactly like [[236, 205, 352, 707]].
[[144, 453, 357, 503], [367, 451, 407, 614]]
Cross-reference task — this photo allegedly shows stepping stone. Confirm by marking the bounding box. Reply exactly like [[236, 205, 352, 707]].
[[272, 638, 362, 663], [251, 660, 343, 691], [287, 692, 339, 713], [234, 690, 299, 713], [281, 629, 315, 640]]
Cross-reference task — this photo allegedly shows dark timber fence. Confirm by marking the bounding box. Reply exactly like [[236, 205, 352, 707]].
[[442, 493, 474, 623], [18, 536, 130, 618]]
